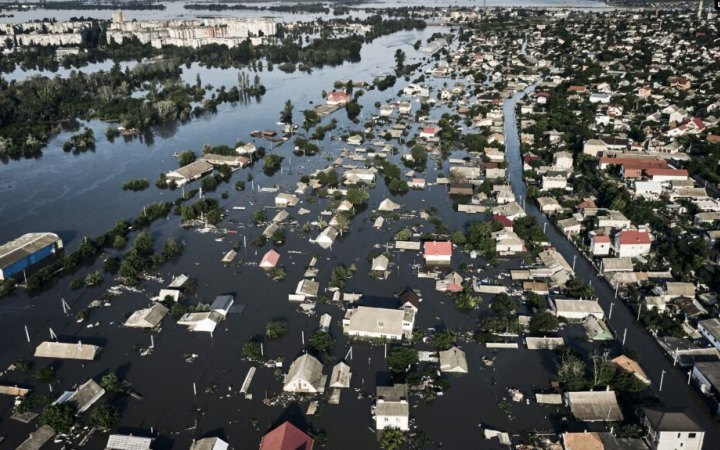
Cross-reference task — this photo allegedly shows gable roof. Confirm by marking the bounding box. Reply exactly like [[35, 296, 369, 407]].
[[617, 230, 651, 245], [424, 241, 452, 257]]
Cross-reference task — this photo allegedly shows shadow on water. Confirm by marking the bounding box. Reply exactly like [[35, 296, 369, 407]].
[[267, 401, 310, 432]]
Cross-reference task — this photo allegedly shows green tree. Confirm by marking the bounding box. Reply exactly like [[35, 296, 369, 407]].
[[529, 311, 560, 334], [380, 428, 406, 450], [387, 347, 418, 375], [330, 265, 348, 289], [133, 231, 154, 256], [40, 404, 74, 432], [346, 187, 368, 205], [309, 330, 334, 354], [265, 321, 289, 339], [432, 330, 455, 351], [281, 99, 294, 124], [178, 150, 197, 167], [34, 366, 55, 383], [90, 405, 119, 430], [100, 373, 121, 394], [242, 340, 264, 360]]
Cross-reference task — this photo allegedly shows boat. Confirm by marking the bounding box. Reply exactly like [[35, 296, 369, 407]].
[[262, 129, 277, 137], [250, 130, 262, 137]]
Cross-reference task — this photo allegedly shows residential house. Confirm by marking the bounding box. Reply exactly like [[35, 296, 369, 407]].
[[613, 230, 651, 258], [542, 175, 568, 191], [398, 288, 421, 312], [690, 361, 720, 415], [190, 437, 228, 450], [537, 197, 563, 214], [275, 193, 299, 207], [612, 355, 650, 385], [326, 90, 349, 105], [565, 391, 623, 422], [698, 318, 720, 351], [375, 384, 410, 431], [166, 160, 214, 186], [259, 422, 314, 450], [557, 218, 581, 235], [590, 235, 611, 256], [550, 298, 604, 320], [283, 354, 326, 394], [343, 306, 415, 341], [439, 346, 469, 373], [424, 241, 452, 265], [329, 361, 352, 389], [124, 303, 169, 329], [315, 226, 338, 249], [260, 249, 281, 269], [492, 229, 524, 254], [641, 407, 704, 450], [106, 435, 153, 450], [177, 311, 224, 333]]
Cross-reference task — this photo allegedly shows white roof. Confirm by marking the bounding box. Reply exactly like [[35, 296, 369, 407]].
[[106, 435, 152, 450]]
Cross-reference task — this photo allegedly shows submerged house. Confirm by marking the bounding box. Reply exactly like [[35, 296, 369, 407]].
[[343, 306, 415, 341], [177, 311, 224, 333], [375, 384, 410, 431], [124, 303, 169, 329], [34, 341, 102, 361], [329, 361, 352, 389], [283, 354, 326, 394], [439, 346, 469, 373]]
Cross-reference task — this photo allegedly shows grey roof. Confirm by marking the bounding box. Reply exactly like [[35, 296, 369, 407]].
[[699, 318, 720, 340], [34, 341, 101, 360], [168, 160, 214, 180], [210, 295, 234, 313], [377, 384, 407, 402], [329, 361, 352, 388], [565, 391, 623, 422], [439, 346, 469, 373], [66, 379, 105, 413], [642, 407, 703, 432], [124, 303, 169, 328], [602, 257, 634, 273], [596, 433, 647, 450], [283, 354, 325, 393], [16, 425, 55, 450], [189, 437, 228, 450], [106, 434, 153, 450], [344, 306, 408, 337], [693, 361, 720, 389], [0, 233, 61, 270]]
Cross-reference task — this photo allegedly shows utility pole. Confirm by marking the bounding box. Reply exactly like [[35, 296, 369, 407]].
[[622, 328, 627, 346], [659, 370, 666, 391], [609, 302, 614, 321]]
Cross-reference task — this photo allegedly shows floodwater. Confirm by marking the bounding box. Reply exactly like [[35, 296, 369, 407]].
[[0, 0, 612, 24], [0, 20, 581, 448]]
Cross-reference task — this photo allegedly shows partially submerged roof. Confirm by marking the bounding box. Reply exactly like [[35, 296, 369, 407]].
[[565, 391, 623, 422], [189, 437, 228, 450], [283, 354, 325, 393], [439, 346, 469, 373], [65, 379, 105, 413], [329, 361, 352, 388], [34, 341, 101, 361], [106, 434, 153, 450], [125, 303, 169, 329], [0, 232, 61, 271], [16, 425, 55, 450]]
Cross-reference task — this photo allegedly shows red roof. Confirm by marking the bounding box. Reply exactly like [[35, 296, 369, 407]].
[[327, 91, 348, 101], [260, 249, 281, 268], [424, 241, 452, 256], [492, 214, 513, 228], [599, 157, 668, 171], [421, 127, 438, 135], [617, 230, 651, 245], [644, 168, 688, 177], [259, 422, 314, 450], [592, 235, 610, 243], [567, 85, 587, 92]]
